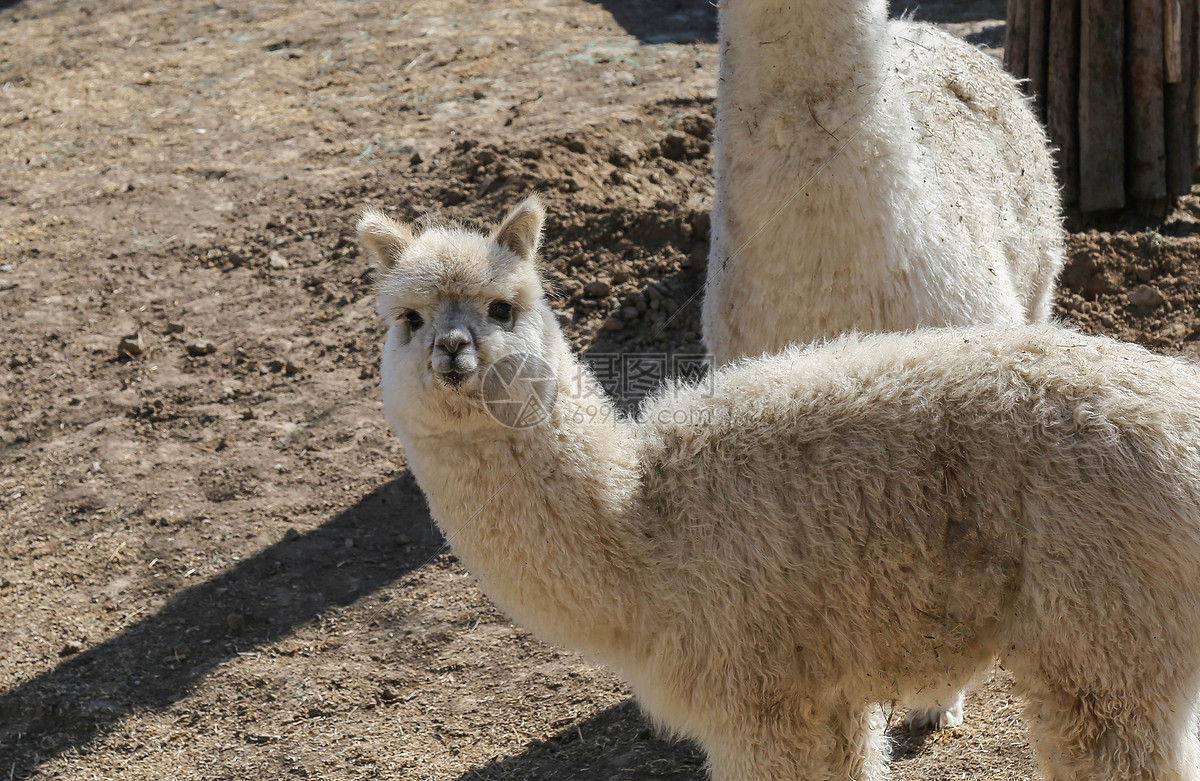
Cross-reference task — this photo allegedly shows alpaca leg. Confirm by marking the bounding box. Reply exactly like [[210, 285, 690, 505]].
[[902, 687, 966, 731], [704, 703, 886, 781], [1021, 680, 1200, 781]]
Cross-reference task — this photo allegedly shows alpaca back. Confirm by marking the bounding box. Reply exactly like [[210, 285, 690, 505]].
[[894, 23, 1063, 323], [631, 327, 1200, 711]]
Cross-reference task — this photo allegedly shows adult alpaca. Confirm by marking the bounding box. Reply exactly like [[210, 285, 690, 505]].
[[702, 0, 1067, 728], [702, 0, 1065, 364], [361, 196, 1200, 781]]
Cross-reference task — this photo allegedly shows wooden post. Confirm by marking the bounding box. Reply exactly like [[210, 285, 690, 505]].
[[1047, 0, 1081, 204], [1078, 0, 1127, 211], [1166, 0, 1184, 81], [1127, 0, 1167, 202], [1028, 0, 1052, 120], [1011, 0, 1197, 215], [1164, 0, 1196, 195], [1007, 0, 1032, 80]]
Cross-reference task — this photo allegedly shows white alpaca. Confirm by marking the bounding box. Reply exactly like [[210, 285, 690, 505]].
[[702, 0, 1065, 363], [702, 0, 1067, 728], [361, 197, 1200, 781]]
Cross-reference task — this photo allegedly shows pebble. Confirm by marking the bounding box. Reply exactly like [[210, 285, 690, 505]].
[[283, 527, 301, 542], [268, 251, 290, 270], [621, 306, 640, 321], [165, 321, 186, 334], [602, 317, 625, 332], [0, 264, 12, 272], [1127, 284, 1165, 307], [558, 278, 583, 301], [227, 613, 246, 631], [117, 332, 144, 359], [608, 142, 639, 168], [583, 280, 612, 298], [269, 357, 303, 375], [186, 339, 217, 356]]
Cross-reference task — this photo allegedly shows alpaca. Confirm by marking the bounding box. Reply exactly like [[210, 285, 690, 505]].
[[702, 0, 1066, 364], [361, 196, 1200, 781], [702, 0, 1067, 728]]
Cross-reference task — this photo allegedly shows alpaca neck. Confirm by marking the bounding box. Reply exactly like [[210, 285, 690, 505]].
[[718, 0, 891, 111], [400, 346, 649, 665]]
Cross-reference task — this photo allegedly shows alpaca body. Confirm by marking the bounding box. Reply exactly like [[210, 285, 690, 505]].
[[702, 0, 1065, 364], [363, 200, 1200, 780]]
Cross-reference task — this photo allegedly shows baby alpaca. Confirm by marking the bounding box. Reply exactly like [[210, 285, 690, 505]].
[[703, 0, 1066, 364], [362, 196, 1200, 781]]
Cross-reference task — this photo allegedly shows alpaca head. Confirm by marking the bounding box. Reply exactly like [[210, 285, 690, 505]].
[[358, 196, 562, 435]]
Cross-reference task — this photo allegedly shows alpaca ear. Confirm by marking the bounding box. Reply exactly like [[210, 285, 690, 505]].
[[492, 195, 546, 261], [357, 208, 415, 270]]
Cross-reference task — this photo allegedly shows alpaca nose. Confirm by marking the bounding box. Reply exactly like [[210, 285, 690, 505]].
[[435, 328, 472, 357]]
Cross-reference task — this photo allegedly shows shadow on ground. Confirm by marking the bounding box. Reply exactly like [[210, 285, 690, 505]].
[[457, 700, 708, 781], [0, 474, 439, 780], [454, 700, 948, 779], [588, 0, 716, 43], [890, 0, 1007, 22]]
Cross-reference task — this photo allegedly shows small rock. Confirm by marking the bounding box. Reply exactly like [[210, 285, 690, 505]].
[[283, 527, 301, 542], [558, 279, 583, 301], [227, 613, 246, 631], [608, 142, 639, 168], [59, 640, 84, 656], [602, 317, 625, 332], [472, 88, 486, 99], [117, 332, 144, 359], [660, 131, 690, 161], [1060, 293, 1085, 312], [186, 340, 217, 356], [583, 280, 612, 298], [268, 251, 290, 270], [0, 264, 12, 272], [410, 151, 423, 165], [621, 306, 640, 321], [165, 321, 186, 335], [1100, 314, 1116, 328], [269, 357, 303, 375], [1127, 284, 1165, 307], [611, 270, 630, 285]]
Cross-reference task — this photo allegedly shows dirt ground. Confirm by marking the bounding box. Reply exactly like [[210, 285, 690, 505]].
[[3, 0, 1200, 779]]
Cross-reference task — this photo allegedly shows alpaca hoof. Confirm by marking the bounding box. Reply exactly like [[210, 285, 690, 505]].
[[903, 702, 964, 733]]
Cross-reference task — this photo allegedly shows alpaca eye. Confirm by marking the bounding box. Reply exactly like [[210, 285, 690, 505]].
[[405, 311, 424, 331], [488, 301, 513, 322]]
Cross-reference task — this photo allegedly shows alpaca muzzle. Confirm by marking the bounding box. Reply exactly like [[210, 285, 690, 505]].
[[432, 327, 478, 383]]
